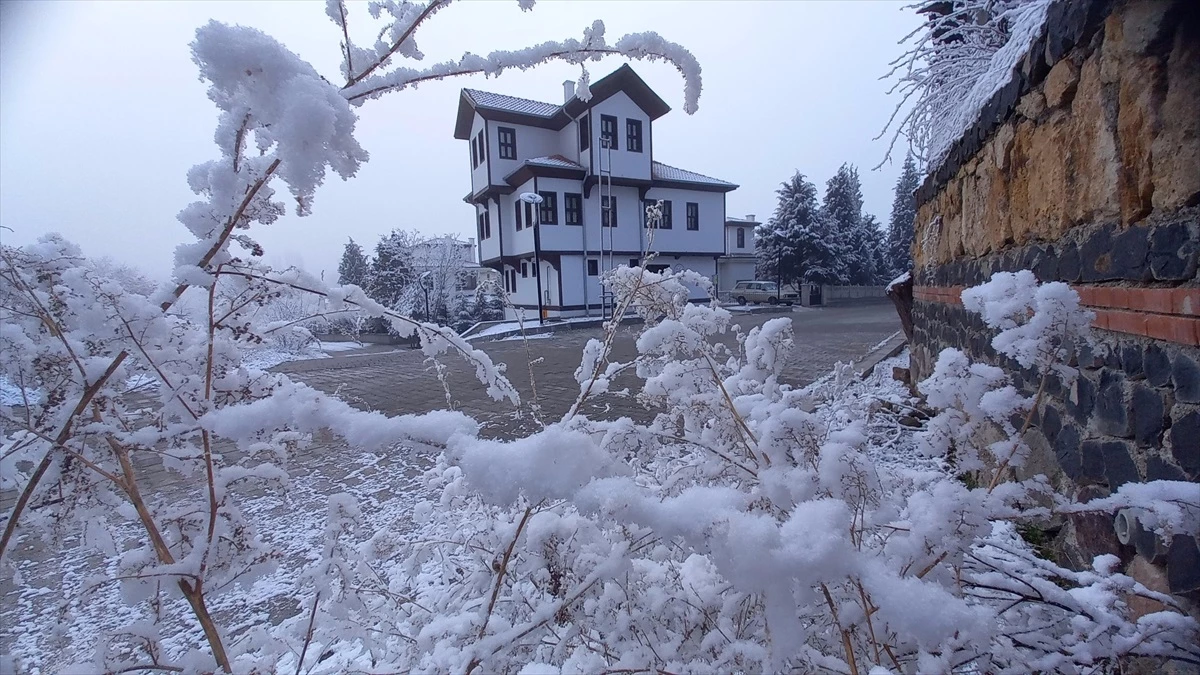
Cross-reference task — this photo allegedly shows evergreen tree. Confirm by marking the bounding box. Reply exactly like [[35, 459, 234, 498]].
[[822, 164, 878, 286], [368, 230, 415, 308], [337, 238, 370, 287], [863, 214, 891, 285], [887, 153, 920, 279], [758, 172, 844, 286]]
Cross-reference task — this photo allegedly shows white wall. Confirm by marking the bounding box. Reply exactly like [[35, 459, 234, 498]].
[[641, 187, 725, 255], [717, 259, 757, 293], [586, 91, 652, 181], [488, 121, 560, 187], [725, 223, 757, 255], [469, 114, 488, 194]]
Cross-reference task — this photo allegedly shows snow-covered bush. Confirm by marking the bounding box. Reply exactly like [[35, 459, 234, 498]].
[[0, 1, 703, 671], [292, 268, 1198, 673]]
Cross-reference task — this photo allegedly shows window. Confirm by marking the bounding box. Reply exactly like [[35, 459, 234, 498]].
[[477, 211, 491, 240], [475, 130, 485, 166], [514, 201, 522, 231], [531, 260, 538, 278], [470, 137, 478, 168], [629, 258, 639, 268], [587, 259, 599, 276], [647, 264, 669, 274], [524, 202, 534, 227], [510, 269, 518, 291], [737, 227, 746, 249], [498, 127, 517, 160], [660, 200, 673, 229], [538, 191, 558, 224], [602, 195, 617, 227], [600, 115, 618, 150], [643, 199, 658, 228], [578, 114, 590, 151], [686, 202, 699, 231], [626, 119, 643, 153], [521, 261, 528, 278], [565, 193, 582, 225]]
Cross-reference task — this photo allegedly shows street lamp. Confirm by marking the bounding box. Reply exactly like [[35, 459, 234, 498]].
[[418, 270, 432, 322], [518, 192, 545, 326]]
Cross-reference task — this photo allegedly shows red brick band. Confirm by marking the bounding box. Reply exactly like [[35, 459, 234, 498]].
[[914, 285, 1200, 346]]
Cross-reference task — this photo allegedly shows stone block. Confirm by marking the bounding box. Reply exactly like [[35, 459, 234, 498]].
[[1068, 374, 1097, 424], [1045, 59, 1081, 108], [1111, 225, 1151, 281], [1117, 56, 1163, 225], [1168, 409, 1200, 478], [1166, 535, 1200, 595], [1080, 226, 1116, 281], [1055, 423, 1083, 480], [1125, 556, 1171, 621], [1170, 351, 1200, 403], [1145, 454, 1187, 481], [1120, 0, 1176, 55], [1058, 242, 1082, 282], [1080, 439, 1107, 484], [1152, 23, 1200, 211], [1041, 404, 1063, 444], [1071, 486, 1122, 561], [1100, 439, 1140, 487], [1148, 220, 1199, 281], [1143, 344, 1172, 387], [1121, 343, 1144, 380], [1094, 369, 1132, 437], [1131, 383, 1166, 445], [1016, 90, 1047, 120]]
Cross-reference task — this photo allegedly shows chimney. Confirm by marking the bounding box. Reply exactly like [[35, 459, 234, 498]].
[[746, 214, 756, 222], [563, 80, 576, 103]]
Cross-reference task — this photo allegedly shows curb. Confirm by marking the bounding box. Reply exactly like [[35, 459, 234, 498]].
[[468, 304, 799, 342], [853, 332, 908, 379]]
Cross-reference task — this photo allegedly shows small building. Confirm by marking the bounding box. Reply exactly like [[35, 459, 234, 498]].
[[718, 214, 759, 297], [454, 65, 741, 319]]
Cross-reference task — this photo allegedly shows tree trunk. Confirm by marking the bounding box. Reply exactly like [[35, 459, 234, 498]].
[[887, 272, 914, 341]]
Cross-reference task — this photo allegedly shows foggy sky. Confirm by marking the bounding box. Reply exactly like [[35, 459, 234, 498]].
[[0, 0, 921, 282]]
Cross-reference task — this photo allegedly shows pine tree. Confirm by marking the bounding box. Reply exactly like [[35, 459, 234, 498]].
[[887, 153, 920, 279], [822, 164, 883, 286], [863, 214, 891, 285], [337, 238, 370, 287], [758, 172, 844, 286], [368, 230, 415, 309]]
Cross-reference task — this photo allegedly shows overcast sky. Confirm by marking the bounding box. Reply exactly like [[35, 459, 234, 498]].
[[0, 0, 920, 282]]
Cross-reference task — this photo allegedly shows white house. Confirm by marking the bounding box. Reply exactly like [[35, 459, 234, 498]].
[[454, 65, 744, 319], [718, 214, 759, 296]]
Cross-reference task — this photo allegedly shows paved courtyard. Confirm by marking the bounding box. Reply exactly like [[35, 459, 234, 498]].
[[276, 302, 901, 438]]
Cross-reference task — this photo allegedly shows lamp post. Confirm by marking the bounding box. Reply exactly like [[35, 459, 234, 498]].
[[518, 191, 545, 326], [418, 270, 432, 322]]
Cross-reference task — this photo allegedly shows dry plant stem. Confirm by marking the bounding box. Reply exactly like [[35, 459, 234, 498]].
[[0, 352, 127, 559], [109, 435, 231, 671], [820, 582, 860, 675], [467, 505, 534, 675], [855, 579, 883, 666], [160, 158, 282, 311], [986, 373, 1048, 493], [197, 269, 223, 590], [296, 591, 322, 675], [343, 0, 447, 87]]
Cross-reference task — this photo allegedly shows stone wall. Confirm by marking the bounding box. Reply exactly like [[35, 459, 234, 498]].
[[911, 0, 1199, 601]]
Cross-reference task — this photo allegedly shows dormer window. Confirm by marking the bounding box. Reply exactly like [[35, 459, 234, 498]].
[[626, 119, 643, 153], [498, 127, 517, 160], [600, 115, 618, 150]]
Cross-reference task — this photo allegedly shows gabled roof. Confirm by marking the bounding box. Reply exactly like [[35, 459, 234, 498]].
[[454, 64, 672, 140], [651, 161, 738, 190]]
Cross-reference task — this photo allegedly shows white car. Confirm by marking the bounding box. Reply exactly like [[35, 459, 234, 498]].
[[731, 281, 798, 306]]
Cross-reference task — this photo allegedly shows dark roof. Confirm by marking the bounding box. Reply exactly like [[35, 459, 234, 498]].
[[454, 64, 671, 140], [652, 161, 738, 190], [503, 155, 587, 186]]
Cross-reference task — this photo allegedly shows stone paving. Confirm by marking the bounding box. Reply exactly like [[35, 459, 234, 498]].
[[275, 302, 902, 438]]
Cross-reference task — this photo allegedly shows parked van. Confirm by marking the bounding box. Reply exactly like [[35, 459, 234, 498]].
[[731, 280, 798, 306]]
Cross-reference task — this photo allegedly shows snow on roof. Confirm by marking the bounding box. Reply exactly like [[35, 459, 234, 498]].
[[725, 216, 759, 224], [462, 89, 561, 118], [524, 155, 584, 170], [651, 161, 737, 187]]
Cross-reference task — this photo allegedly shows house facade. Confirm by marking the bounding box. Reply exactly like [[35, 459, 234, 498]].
[[718, 214, 759, 296], [454, 65, 740, 319]]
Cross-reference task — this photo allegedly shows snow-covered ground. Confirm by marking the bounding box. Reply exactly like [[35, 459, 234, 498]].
[[468, 316, 599, 339], [495, 332, 555, 341]]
